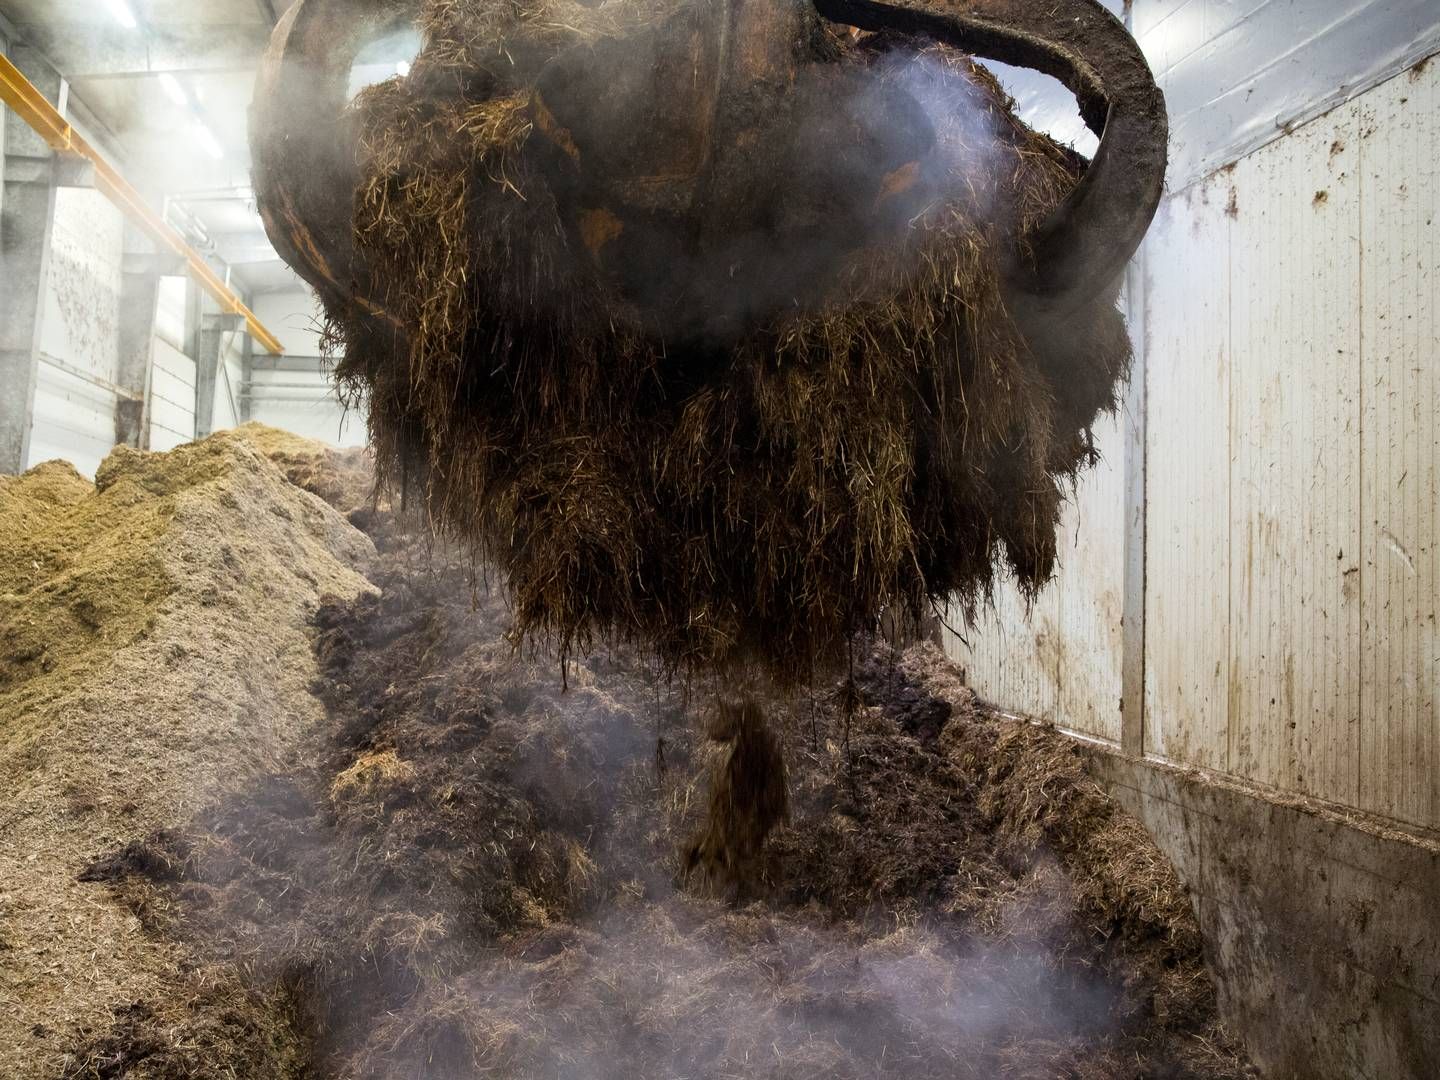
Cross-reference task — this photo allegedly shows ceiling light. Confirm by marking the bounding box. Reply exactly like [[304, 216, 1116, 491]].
[[104, 0, 138, 29], [396, 60, 411, 77], [158, 73, 188, 106], [194, 122, 224, 161]]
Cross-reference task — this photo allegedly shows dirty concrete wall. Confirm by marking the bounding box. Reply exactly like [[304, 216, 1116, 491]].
[[28, 188, 125, 477], [1085, 748, 1440, 1080]]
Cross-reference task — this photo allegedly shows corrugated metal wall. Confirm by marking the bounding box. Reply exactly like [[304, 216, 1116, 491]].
[[953, 58, 1438, 831], [1355, 64, 1437, 826], [1143, 182, 1231, 771]]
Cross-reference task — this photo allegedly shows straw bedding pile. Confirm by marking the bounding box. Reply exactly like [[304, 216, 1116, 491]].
[[0, 431, 373, 1079], [42, 435, 1250, 1078], [326, 0, 1131, 685]]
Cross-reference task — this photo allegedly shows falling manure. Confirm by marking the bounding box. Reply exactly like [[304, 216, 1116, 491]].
[[315, 0, 1134, 688]]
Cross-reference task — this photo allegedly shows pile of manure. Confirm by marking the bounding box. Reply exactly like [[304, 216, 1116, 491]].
[[62, 449, 1251, 1079], [309, 0, 1134, 687]]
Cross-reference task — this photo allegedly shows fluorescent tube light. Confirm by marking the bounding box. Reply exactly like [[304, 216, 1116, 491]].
[[194, 122, 224, 161], [158, 73, 188, 106], [105, 0, 138, 29]]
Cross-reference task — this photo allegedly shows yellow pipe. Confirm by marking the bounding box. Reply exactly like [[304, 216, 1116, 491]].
[[0, 52, 285, 356]]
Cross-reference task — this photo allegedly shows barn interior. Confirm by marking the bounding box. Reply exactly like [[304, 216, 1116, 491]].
[[0, 1, 1436, 1078]]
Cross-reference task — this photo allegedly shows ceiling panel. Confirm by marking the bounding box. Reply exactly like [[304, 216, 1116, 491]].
[[0, 0, 272, 79], [1146, 0, 1440, 188]]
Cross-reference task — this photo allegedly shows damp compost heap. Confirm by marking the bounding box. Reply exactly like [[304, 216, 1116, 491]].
[[322, 0, 1134, 685], [0, 429, 1253, 1079]]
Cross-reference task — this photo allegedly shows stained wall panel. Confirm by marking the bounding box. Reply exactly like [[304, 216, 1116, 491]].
[[1142, 179, 1232, 771], [36, 190, 123, 377], [941, 55, 1439, 830], [26, 189, 125, 476], [1357, 62, 1439, 827], [1225, 105, 1362, 807], [1054, 406, 1127, 743], [945, 573, 1060, 724]]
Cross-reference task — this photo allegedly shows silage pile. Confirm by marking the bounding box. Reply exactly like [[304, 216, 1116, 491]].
[[0, 431, 373, 1078], [326, 0, 1133, 686], [42, 430, 1251, 1078], [229, 421, 377, 519]]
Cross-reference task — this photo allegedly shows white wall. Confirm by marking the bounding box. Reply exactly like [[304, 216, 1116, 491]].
[[945, 403, 1128, 744], [209, 326, 246, 434], [27, 188, 124, 477], [251, 288, 328, 357], [248, 289, 366, 448], [952, 58, 1440, 831], [147, 277, 195, 452], [148, 340, 196, 452], [20, 247, 361, 468]]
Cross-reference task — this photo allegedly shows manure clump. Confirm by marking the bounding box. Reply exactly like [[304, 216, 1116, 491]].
[[683, 697, 790, 895], [323, 0, 1132, 687]]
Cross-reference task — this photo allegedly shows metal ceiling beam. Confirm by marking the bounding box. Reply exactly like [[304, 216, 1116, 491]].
[[0, 51, 285, 354]]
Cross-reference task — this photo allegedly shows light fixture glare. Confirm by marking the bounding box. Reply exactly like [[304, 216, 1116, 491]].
[[194, 122, 224, 161], [158, 73, 188, 106], [105, 0, 138, 29]]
